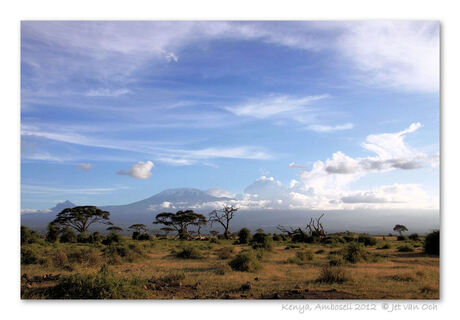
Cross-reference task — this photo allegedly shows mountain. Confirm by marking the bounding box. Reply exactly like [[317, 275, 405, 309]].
[[20, 188, 439, 235], [50, 200, 76, 214]]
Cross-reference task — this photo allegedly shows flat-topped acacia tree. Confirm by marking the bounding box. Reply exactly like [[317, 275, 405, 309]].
[[51, 206, 111, 233], [153, 210, 207, 240], [129, 224, 147, 234]]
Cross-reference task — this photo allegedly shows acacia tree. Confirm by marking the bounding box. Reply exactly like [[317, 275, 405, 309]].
[[208, 205, 239, 239], [107, 226, 123, 233], [51, 206, 111, 233], [129, 224, 147, 234], [153, 210, 207, 240], [393, 224, 408, 236]]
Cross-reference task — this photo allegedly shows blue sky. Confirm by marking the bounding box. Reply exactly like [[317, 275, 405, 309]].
[[20, 21, 439, 212]]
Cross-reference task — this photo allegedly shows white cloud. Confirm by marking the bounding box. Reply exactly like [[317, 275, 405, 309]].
[[338, 21, 439, 92], [225, 94, 329, 122], [207, 188, 235, 199], [76, 163, 93, 171], [307, 123, 354, 133], [21, 208, 52, 215], [117, 161, 154, 179], [85, 88, 131, 97], [288, 162, 308, 169]]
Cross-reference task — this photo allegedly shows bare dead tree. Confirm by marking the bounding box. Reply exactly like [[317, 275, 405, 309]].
[[306, 213, 326, 238], [277, 214, 326, 242], [208, 205, 239, 239]]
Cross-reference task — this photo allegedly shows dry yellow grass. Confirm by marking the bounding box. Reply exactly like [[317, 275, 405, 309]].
[[21, 237, 439, 299]]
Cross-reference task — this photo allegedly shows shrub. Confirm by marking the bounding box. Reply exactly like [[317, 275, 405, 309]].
[[137, 233, 152, 241], [68, 247, 102, 267], [321, 236, 345, 245], [424, 230, 440, 255], [175, 246, 205, 259], [250, 232, 273, 250], [237, 228, 251, 244], [216, 247, 235, 259], [377, 243, 391, 250], [59, 228, 77, 243], [45, 223, 60, 243], [229, 250, 262, 272], [397, 235, 407, 241], [103, 243, 145, 263], [50, 270, 146, 299], [408, 233, 420, 241], [342, 242, 369, 263], [88, 232, 103, 244], [77, 232, 90, 243], [272, 234, 283, 241], [214, 263, 232, 275], [21, 226, 42, 244], [54, 250, 69, 268], [21, 247, 39, 264], [343, 235, 355, 243], [315, 249, 325, 254], [397, 245, 414, 252], [131, 231, 140, 240], [152, 271, 186, 287], [317, 265, 349, 283], [102, 232, 121, 245], [357, 234, 377, 246], [329, 256, 345, 266]]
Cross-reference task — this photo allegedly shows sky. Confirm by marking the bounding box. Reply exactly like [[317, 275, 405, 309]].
[[20, 21, 439, 212]]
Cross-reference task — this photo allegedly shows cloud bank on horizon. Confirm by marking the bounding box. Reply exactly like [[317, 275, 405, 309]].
[[20, 21, 439, 212]]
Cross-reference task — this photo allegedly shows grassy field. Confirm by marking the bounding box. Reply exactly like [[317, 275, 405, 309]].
[[20, 231, 439, 300]]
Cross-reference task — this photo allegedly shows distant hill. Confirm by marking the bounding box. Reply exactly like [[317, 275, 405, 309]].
[[20, 188, 439, 235]]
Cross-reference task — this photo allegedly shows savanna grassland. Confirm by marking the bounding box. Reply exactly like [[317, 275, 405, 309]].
[[21, 228, 439, 300]]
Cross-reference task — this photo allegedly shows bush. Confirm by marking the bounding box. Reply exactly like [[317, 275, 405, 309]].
[[131, 231, 140, 240], [357, 234, 377, 246], [102, 232, 121, 245], [68, 247, 102, 267], [321, 236, 345, 245], [288, 249, 315, 265], [315, 249, 325, 254], [54, 250, 69, 268], [103, 243, 145, 263], [21, 247, 39, 264], [424, 230, 440, 255], [317, 265, 350, 283], [88, 232, 103, 244], [397, 245, 414, 252], [237, 228, 251, 244], [342, 242, 369, 263], [229, 250, 262, 272], [377, 243, 391, 250], [137, 233, 152, 241], [45, 223, 60, 243], [216, 247, 234, 260], [272, 234, 283, 241], [153, 271, 186, 286], [21, 226, 42, 244], [59, 228, 77, 243], [77, 232, 90, 243], [329, 256, 345, 266], [397, 235, 407, 241], [214, 263, 232, 275], [50, 269, 146, 299], [175, 246, 205, 259], [209, 237, 220, 244], [250, 232, 273, 250], [343, 235, 355, 243], [408, 233, 420, 241]]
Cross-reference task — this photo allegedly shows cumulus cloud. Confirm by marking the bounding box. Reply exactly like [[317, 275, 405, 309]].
[[117, 161, 154, 179], [76, 163, 93, 171]]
